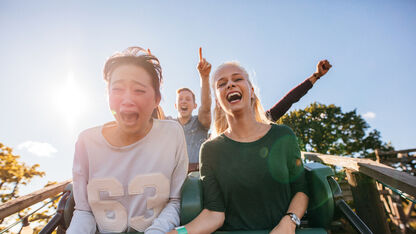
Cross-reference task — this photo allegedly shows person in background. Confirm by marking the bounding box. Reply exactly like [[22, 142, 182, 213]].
[[169, 48, 211, 172], [265, 59, 332, 122]]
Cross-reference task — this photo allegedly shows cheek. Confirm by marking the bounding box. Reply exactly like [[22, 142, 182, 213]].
[[214, 88, 221, 98], [215, 92, 227, 109], [215, 89, 226, 102], [140, 94, 158, 110], [108, 94, 120, 111]]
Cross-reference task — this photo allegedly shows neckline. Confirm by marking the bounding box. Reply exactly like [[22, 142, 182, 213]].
[[100, 119, 159, 150], [177, 115, 193, 126], [221, 124, 275, 145]]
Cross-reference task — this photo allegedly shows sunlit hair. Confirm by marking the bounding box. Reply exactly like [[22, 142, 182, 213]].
[[211, 61, 270, 137], [152, 105, 166, 119], [103, 46, 165, 119], [176, 87, 196, 102]]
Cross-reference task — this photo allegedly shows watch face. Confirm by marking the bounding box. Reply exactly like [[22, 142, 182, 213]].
[[289, 213, 301, 226]]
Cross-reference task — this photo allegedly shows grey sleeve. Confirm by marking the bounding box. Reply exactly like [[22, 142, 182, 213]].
[[66, 210, 97, 234], [72, 136, 92, 211], [144, 199, 180, 234], [68, 135, 97, 233], [145, 124, 188, 233]]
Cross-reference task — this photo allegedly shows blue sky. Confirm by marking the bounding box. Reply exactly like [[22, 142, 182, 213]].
[[0, 0, 415, 192]]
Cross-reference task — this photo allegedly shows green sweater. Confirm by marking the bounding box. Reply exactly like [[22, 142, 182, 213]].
[[200, 124, 309, 231]]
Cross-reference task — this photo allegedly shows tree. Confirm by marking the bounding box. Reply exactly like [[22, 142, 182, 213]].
[[0, 142, 57, 233], [0, 143, 45, 204], [277, 102, 394, 158]]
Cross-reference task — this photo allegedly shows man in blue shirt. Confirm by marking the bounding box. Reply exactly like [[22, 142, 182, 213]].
[[173, 48, 211, 172]]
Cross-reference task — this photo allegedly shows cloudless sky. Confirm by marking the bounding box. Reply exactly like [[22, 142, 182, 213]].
[[1, 0, 415, 193]]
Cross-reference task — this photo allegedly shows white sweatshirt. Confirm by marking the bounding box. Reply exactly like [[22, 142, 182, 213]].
[[67, 119, 188, 233]]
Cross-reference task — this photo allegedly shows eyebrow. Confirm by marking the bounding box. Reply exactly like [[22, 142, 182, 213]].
[[217, 73, 243, 82], [111, 79, 147, 87]]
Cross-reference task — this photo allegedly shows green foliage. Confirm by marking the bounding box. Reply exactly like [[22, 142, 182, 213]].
[[0, 142, 45, 203], [0, 142, 57, 233], [277, 102, 394, 158]]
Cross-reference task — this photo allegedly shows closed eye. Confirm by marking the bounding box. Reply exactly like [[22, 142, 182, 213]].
[[217, 82, 226, 88], [234, 77, 243, 82], [111, 87, 123, 93], [134, 89, 145, 93]]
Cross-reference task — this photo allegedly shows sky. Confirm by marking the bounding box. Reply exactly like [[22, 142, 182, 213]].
[[0, 0, 415, 193]]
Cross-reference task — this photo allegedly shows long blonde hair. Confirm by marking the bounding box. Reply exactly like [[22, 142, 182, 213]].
[[211, 62, 270, 137]]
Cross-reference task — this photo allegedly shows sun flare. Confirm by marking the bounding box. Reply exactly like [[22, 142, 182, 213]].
[[53, 73, 88, 127]]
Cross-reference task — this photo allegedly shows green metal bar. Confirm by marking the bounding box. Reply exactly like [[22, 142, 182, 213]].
[[377, 180, 416, 204]]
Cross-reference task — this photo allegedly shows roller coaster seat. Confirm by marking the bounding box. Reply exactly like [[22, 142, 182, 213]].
[[180, 163, 332, 234], [43, 163, 344, 234]]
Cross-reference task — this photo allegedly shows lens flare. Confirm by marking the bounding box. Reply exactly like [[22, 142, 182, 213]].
[[53, 73, 88, 127]]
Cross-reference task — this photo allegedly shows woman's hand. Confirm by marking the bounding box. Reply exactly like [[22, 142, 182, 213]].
[[197, 47, 212, 80], [315, 59, 332, 77], [269, 215, 296, 234], [169, 209, 224, 234]]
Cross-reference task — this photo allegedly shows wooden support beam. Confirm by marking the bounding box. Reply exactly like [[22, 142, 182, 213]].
[[0, 179, 71, 220], [358, 163, 416, 198], [405, 203, 415, 220], [346, 170, 391, 234], [302, 152, 416, 197], [375, 149, 381, 163], [380, 157, 415, 163], [377, 148, 416, 156]]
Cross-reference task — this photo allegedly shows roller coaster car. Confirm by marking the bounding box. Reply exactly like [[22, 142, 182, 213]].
[[40, 163, 372, 234]]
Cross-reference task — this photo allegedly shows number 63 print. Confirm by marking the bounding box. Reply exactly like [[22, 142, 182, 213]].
[[87, 173, 170, 232]]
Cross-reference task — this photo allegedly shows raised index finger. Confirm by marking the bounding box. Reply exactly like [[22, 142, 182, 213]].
[[199, 47, 203, 61]]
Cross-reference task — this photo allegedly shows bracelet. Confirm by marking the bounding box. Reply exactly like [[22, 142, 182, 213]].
[[286, 212, 301, 227], [312, 73, 321, 80], [175, 226, 188, 234]]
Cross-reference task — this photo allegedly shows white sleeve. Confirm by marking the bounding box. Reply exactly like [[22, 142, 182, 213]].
[[72, 135, 91, 211], [144, 199, 180, 234], [68, 135, 97, 233], [144, 124, 189, 233], [66, 210, 97, 234]]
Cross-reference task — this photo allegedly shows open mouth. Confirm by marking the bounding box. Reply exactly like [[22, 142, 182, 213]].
[[120, 112, 139, 123], [227, 91, 242, 103], [180, 106, 189, 112]]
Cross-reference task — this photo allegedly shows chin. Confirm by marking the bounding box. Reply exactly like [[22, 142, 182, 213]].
[[226, 105, 248, 116], [117, 119, 145, 132], [180, 112, 192, 118]]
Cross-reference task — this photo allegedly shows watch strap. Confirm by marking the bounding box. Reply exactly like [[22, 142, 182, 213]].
[[175, 226, 188, 234], [286, 212, 301, 226]]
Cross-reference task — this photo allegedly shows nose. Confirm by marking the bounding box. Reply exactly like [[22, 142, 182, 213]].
[[227, 81, 235, 89], [121, 90, 135, 106]]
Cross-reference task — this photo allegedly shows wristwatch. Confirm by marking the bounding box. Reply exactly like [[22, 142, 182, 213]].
[[175, 226, 188, 234], [286, 212, 301, 227]]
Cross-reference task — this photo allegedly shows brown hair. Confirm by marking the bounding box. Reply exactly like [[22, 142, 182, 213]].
[[176, 87, 196, 102], [103, 46, 165, 119], [152, 105, 166, 119], [211, 62, 270, 137], [103, 46, 163, 101]]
